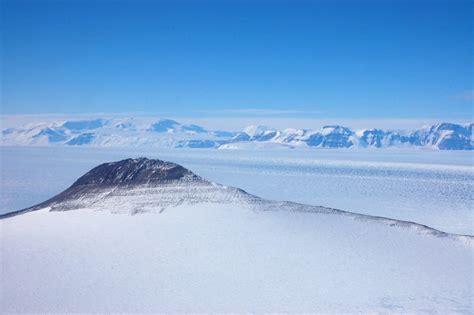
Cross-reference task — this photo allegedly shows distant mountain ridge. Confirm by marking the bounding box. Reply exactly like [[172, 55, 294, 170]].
[[1, 118, 473, 150]]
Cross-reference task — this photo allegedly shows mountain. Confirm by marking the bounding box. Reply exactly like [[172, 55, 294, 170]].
[[1, 118, 473, 150], [148, 119, 208, 134], [414, 123, 474, 150], [305, 125, 356, 148], [2, 158, 472, 313], [2, 158, 254, 217]]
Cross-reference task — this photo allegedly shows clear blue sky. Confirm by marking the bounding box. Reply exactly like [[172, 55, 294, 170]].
[[1, 0, 472, 119]]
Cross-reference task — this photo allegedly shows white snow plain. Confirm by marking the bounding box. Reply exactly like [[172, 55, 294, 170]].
[[1, 146, 473, 234], [2, 201, 473, 313]]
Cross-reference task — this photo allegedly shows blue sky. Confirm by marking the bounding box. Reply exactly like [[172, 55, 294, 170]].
[[1, 0, 472, 119]]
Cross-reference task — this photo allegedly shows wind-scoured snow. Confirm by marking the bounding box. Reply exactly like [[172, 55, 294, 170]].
[[1, 158, 473, 313], [2, 117, 473, 150]]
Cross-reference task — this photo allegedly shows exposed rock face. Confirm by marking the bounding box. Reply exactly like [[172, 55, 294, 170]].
[[358, 129, 386, 148], [71, 157, 200, 187], [413, 123, 473, 150], [306, 125, 355, 148]]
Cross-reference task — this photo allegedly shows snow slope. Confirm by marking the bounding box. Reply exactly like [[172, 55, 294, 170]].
[[1, 158, 473, 313], [2, 203, 473, 313]]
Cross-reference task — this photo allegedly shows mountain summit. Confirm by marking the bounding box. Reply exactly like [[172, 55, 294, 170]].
[[70, 157, 200, 187]]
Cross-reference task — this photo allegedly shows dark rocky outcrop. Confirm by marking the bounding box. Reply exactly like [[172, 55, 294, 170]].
[[0, 158, 204, 218], [70, 157, 199, 187]]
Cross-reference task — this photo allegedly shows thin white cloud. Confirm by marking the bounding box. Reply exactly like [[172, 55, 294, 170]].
[[197, 108, 327, 116]]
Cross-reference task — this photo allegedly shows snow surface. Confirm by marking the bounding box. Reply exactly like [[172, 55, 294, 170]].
[[2, 198, 473, 313]]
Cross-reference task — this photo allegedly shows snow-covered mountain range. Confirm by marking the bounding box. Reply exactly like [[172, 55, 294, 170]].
[[2, 158, 473, 313], [2, 118, 473, 150]]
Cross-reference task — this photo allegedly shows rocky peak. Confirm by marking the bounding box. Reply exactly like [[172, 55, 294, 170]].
[[71, 157, 199, 188]]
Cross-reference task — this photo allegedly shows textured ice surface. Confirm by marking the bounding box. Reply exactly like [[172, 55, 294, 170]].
[[1, 146, 473, 234]]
